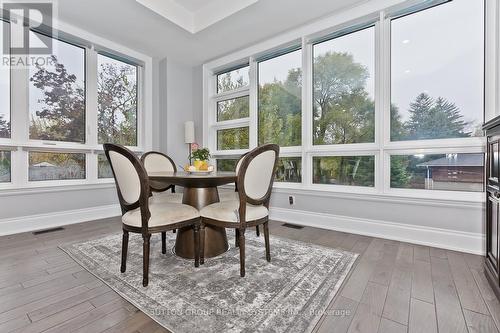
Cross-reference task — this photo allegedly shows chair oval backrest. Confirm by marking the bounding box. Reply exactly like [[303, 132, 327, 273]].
[[142, 152, 176, 173], [141, 152, 176, 192], [238, 144, 279, 204], [104, 144, 148, 211], [235, 153, 247, 174]]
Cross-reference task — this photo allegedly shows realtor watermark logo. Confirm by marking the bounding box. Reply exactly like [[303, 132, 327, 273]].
[[1, 1, 57, 68]]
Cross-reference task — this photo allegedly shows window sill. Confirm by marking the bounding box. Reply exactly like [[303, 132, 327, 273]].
[[271, 185, 484, 208], [218, 182, 484, 207], [1, 179, 483, 208], [0, 181, 116, 197]]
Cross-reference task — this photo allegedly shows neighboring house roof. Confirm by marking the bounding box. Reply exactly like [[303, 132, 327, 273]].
[[417, 154, 484, 168], [32, 162, 56, 167]]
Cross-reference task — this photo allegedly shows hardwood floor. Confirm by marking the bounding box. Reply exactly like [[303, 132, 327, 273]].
[[0, 218, 498, 333]]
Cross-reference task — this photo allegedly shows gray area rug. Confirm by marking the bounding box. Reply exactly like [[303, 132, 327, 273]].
[[60, 230, 358, 333]]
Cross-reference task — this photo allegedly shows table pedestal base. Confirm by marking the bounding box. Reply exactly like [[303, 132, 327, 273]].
[[174, 187, 229, 259], [174, 225, 229, 259]]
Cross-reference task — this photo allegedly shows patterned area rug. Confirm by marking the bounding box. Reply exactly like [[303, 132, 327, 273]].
[[60, 231, 358, 333]]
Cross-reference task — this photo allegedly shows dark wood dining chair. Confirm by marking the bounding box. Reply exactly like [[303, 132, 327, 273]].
[[200, 144, 279, 277], [141, 151, 182, 234], [141, 151, 182, 202], [218, 152, 261, 240], [104, 144, 201, 287]]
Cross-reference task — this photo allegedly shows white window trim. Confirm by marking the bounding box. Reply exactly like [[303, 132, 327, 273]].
[[203, 0, 493, 203], [0, 18, 154, 193]]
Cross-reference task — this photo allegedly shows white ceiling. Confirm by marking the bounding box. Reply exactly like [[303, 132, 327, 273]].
[[135, 0, 260, 33], [56, 0, 366, 65], [176, 0, 215, 12]]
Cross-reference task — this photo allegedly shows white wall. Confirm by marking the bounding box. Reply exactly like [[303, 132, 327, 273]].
[[269, 190, 484, 254], [158, 59, 201, 166], [193, 65, 204, 143]]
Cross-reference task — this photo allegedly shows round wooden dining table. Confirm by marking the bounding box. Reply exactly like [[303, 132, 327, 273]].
[[148, 171, 237, 259]]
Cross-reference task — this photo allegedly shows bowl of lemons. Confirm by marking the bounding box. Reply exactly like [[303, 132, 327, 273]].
[[185, 147, 214, 174]]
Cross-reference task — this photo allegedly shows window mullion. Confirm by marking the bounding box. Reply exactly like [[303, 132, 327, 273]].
[[10, 66, 28, 144], [378, 11, 390, 193], [86, 47, 98, 148], [212, 86, 250, 101], [137, 65, 145, 150], [302, 38, 313, 186], [10, 56, 29, 187], [249, 57, 258, 149], [86, 47, 98, 182], [14, 149, 28, 187]]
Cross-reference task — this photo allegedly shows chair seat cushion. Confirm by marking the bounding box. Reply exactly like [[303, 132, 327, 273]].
[[149, 192, 183, 204], [122, 202, 199, 228], [200, 200, 268, 222]]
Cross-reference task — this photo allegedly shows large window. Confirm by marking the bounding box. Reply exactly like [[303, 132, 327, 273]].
[[387, 0, 484, 193], [390, 0, 484, 141], [258, 49, 302, 147], [217, 66, 249, 93], [313, 156, 375, 187], [29, 34, 86, 143], [0, 151, 10, 182], [313, 27, 375, 145], [28, 152, 85, 181], [98, 54, 138, 146], [276, 157, 302, 183], [0, 21, 10, 139], [0, 25, 145, 189], [216, 158, 239, 172], [213, 66, 250, 154], [206, 0, 485, 198], [98, 153, 113, 179], [390, 153, 484, 192], [217, 127, 249, 150], [217, 96, 249, 122]]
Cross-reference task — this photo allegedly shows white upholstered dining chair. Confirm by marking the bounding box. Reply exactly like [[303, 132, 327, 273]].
[[200, 144, 279, 277], [218, 152, 262, 238], [141, 151, 183, 204], [141, 151, 184, 235], [104, 144, 201, 287]]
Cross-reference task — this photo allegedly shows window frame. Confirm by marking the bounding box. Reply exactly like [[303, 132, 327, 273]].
[[27, 31, 88, 145], [311, 25, 377, 148], [257, 47, 303, 149], [0, 20, 11, 142], [209, 64, 251, 156], [0, 24, 148, 191], [96, 52, 140, 147], [204, 0, 487, 201]]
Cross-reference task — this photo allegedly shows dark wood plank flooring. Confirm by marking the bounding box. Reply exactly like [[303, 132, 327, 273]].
[[0, 218, 498, 333]]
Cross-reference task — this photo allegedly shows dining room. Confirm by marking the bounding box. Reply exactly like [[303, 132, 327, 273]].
[[0, 0, 500, 332]]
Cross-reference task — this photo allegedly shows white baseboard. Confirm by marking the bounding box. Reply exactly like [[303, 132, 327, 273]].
[[0, 203, 484, 255], [269, 207, 485, 255], [0, 204, 121, 236]]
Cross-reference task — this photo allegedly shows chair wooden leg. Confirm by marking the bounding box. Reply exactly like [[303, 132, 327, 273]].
[[142, 234, 151, 287], [256, 225, 260, 237], [120, 230, 129, 273], [239, 228, 246, 277], [263, 222, 271, 262], [200, 223, 206, 265], [194, 224, 200, 268], [161, 232, 166, 254], [235, 229, 240, 247]]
